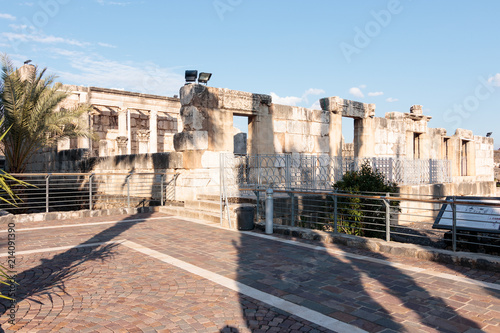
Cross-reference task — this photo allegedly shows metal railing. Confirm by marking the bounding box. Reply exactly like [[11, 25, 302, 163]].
[[246, 187, 500, 255], [0, 172, 178, 214], [222, 154, 452, 193]]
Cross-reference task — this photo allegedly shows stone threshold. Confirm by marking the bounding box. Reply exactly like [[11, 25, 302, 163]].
[[255, 222, 500, 272]]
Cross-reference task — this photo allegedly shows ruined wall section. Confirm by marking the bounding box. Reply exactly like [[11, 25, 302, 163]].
[[474, 135, 494, 181], [373, 114, 407, 157], [59, 86, 181, 156], [271, 104, 330, 154]]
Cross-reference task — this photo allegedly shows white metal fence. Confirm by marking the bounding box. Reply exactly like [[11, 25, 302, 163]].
[[222, 154, 452, 193], [0, 172, 178, 214]]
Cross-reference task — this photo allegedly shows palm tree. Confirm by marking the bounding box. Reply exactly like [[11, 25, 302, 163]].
[[0, 54, 92, 173]]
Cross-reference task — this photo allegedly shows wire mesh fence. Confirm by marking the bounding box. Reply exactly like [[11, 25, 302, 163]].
[[0, 172, 178, 215], [249, 188, 500, 256]]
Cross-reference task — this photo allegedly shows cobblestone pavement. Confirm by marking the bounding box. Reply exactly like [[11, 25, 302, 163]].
[[1, 211, 500, 332]]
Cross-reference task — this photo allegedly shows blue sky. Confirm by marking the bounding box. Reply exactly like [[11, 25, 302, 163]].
[[1, 0, 499, 148]]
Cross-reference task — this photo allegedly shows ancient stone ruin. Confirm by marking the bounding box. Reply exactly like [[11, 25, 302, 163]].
[[22, 64, 494, 202]]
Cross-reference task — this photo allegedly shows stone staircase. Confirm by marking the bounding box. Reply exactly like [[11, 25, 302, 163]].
[[158, 194, 256, 229]]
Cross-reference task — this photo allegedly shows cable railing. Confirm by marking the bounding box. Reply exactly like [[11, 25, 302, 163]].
[[0, 172, 178, 215], [242, 187, 500, 255]]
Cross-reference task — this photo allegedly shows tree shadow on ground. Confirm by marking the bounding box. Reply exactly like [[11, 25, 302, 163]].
[[234, 225, 484, 332], [0, 210, 153, 328]]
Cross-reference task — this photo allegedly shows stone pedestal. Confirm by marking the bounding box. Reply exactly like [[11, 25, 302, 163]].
[[137, 130, 150, 154], [116, 136, 128, 156], [99, 139, 109, 156]]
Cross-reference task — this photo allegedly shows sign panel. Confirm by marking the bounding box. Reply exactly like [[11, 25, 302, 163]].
[[433, 196, 500, 234]]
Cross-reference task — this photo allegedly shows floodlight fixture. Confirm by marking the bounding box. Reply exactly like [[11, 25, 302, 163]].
[[486, 132, 492, 137], [185, 70, 198, 84], [198, 72, 212, 85]]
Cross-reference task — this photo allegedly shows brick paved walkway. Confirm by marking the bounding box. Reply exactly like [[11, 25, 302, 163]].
[[1, 211, 500, 332]]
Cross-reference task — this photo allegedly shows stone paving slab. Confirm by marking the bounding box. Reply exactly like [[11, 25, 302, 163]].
[[0, 212, 500, 332]]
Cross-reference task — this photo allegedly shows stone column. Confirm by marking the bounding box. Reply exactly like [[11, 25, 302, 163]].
[[149, 110, 158, 153], [116, 136, 128, 156], [319, 97, 343, 158], [354, 118, 375, 158], [99, 139, 109, 156], [118, 108, 127, 136], [136, 130, 150, 154]]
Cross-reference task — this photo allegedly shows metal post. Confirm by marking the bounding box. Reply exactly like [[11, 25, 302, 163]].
[[257, 155, 261, 187], [265, 188, 274, 234], [312, 157, 317, 189], [289, 191, 295, 227], [389, 158, 393, 182], [126, 173, 131, 209], [255, 191, 260, 222], [89, 173, 94, 211], [333, 191, 338, 233], [452, 196, 457, 252], [220, 153, 224, 226], [383, 197, 390, 242], [285, 154, 291, 190], [45, 174, 51, 213], [160, 174, 165, 206]]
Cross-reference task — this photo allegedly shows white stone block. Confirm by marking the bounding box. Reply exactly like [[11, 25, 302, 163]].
[[285, 134, 305, 153], [310, 122, 321, 135], [193, 131, 208, 150], [287, 121, 304, 135], [274, 120, 287, 133], [201, 151, 221, 168]]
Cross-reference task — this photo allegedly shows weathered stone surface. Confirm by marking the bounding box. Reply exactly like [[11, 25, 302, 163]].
[[410, 104, 423, 115], [180, 105, 205, 131], [320, 96, 375, 118], [455, 128, 474, 139], [220, 88, 272, 113], [173, 131, 208, 151]]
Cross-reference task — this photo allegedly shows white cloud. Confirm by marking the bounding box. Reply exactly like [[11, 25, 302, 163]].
[[310, 100, 321, 110], [98, 42, 117, 48], [9, 24, 28, 31], [2, 32, 90, 47], [349, 87, 364, 98], [270, 88, 325, 107], [386, 97, 398, 102], [53, 51, 184, 97], [0, 13, 16, 21], [368, 91, 383, 97], [270, 92, 302, 106], [359, 84, 367, 89], [488, 73, 500, 87]]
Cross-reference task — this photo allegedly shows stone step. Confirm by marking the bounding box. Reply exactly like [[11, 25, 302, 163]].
[[185, 199, 221, 212], [159, 206, 221, 225], [159, 203, 256, 230], [197, 193, 257, 204]]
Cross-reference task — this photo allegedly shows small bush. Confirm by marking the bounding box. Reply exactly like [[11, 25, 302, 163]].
[[328, 162, 400, 238]]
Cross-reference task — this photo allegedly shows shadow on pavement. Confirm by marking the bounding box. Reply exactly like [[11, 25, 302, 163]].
[[0, 210, 153, 329], [234, 227, 483, 332]]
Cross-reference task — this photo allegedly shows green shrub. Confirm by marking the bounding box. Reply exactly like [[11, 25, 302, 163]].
[[328, 162, 400, 238]]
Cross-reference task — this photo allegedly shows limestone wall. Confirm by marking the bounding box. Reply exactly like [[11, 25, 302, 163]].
[[373, 115, 407, 157], [474, 135, 494, 181], [271, 104, 330, 154]]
